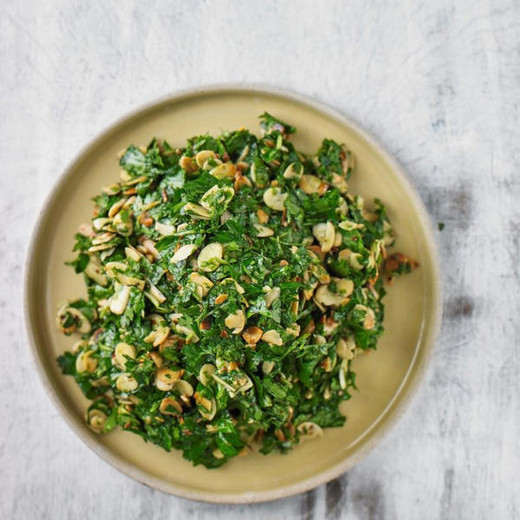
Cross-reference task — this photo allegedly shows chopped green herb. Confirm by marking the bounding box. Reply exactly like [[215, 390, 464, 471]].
[[56, 115, 415, 468]]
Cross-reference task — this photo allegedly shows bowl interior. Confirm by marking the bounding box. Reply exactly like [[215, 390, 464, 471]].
[[26, 88, 440, 502]]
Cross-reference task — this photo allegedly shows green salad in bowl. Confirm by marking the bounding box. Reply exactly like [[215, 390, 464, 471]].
[[56, 113, 415, 468]]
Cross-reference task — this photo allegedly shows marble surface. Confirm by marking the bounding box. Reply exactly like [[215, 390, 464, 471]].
[[1, 0, 519, 518]]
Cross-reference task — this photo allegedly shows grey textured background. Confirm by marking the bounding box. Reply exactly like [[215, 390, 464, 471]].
[[1, 0, 519, 518]]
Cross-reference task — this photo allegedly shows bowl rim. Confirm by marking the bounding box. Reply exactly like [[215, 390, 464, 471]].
[[24, 83, 443, 504]]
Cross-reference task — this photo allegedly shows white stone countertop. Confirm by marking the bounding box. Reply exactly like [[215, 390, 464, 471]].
[[1, 0, 519, 518]]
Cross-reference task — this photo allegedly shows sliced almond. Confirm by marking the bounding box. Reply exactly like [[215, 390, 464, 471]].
[[146, 281, 166, 304], [264, 287, 280, 308], [159, 397, 183, 415], [261, 329, 283, 346], [336, 337, 356, 360], [116, 373, 138, 392], [234, 171, 252, 190], [84, 256, 108, 286], [197, 242, 223, 272], [254, 224, 274, 237], [155, 368, 183, 391], [314, 280, 353, 307], [195, 150, 218, 169], [170, 244, 198, 263], [179, 156, 197, 173], [215, 293, 228, 305], [224, 309, 246, 334], [155, 222, 176, 236], [92, 232, 116, 245], [195, 392, 217, 420], [198, 363, 216, 385], [285, 323, 301, 337], [92, 217, 113, 232], [140, 238, 160, 260], [262, 361, 275, 375], [87, 409, 107, 433], [174, 379, 194, 397], [75, 350, 97, 373], [263, 187, 287, 211], [242, 326, 263, 344], [189, 272, 214, 298], [108, 198, 126, 218], [114, 342, 136, 368], [297, 422, 323, 441], [338, 248, 363, 270], [183, 202, 211, 220], [125, 245, 143, 262], [144, 326, 171, 347], [298, 174, 326, 195], [109, 284, 131, 315], [331, 173, 348, 193], [210, 162, 236, 180], [338, 220, 364, 231], [283, 162, 303, 180], [353, 304, 376, 330], [336, 198, 349, 216], [312, 222, 335, 253], [257, 209, 269, 224]]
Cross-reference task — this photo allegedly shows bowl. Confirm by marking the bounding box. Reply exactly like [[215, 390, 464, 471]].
[[25, 86, 441, 503]]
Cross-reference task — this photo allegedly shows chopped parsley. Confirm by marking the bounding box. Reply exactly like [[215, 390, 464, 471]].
[[56, 114, 415, 468]]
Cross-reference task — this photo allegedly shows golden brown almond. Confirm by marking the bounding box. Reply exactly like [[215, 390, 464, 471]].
[[242, 326, 263, 344], [215, 293, 228, 305]]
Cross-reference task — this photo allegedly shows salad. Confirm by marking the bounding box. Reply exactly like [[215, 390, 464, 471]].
[[57, 113, 416, 468]]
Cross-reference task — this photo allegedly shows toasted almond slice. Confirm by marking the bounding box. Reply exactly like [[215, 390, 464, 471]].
[[264, 287, 280, 308], [257, 209, 269, 224], [144, 326, 171, 346], [179, 156, 197, 173], [87, 409, 107, 433], [297, 422, 323, 440], [155, 368, 183, 391], [183, 202, 211, 220], [336, 337, 357, 360], [215, 293, 228, 305], [170, 244, 198, 263], [312, 222, 335, 253], [353, 304, 376, 330], [254, 224, 274, 237], [160, 397, 183, 415], [174, 379, 194, 397], [298, 174, 326, 194], [331, 173, 348, 193], [283, 162, 303, 180], [263, 187, 287, 211], [114, 342, 136, 368], [224, 309, 246, 334], [84, 256, 108, 286], [108, 198, 126, 218], [155, 222, 176, 236], [242, 326, 263, 344], [195, 150, 218, 168], [338, 248, 363, 270], [210, 162, 236, 180], [116, 373, 138, 392], [314, 279, 353, 307], [197, 242, 223, 272], [262, 361, 275, 375], [198, 363, 216, 385], [261, 329, 283, 346], [189, 272, 214, 297], [338, 220, 364, 231], [110, 284, 131, 315]]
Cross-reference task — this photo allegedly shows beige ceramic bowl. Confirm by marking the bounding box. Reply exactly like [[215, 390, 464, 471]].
[[25, 86, 441, 503]]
